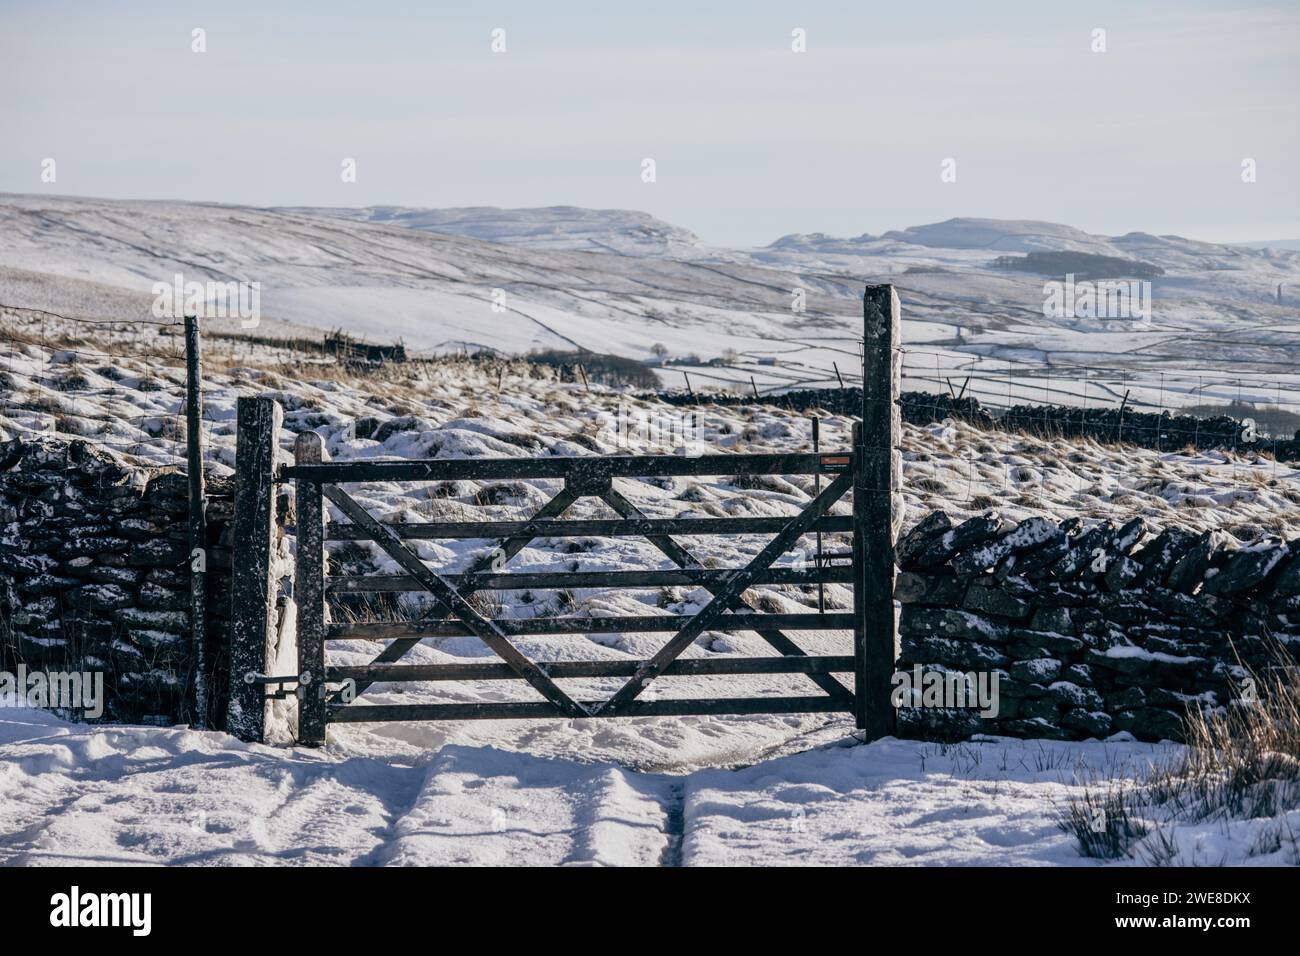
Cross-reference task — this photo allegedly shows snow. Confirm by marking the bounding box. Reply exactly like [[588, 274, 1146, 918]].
[[880, 219, 1120, 255], [1103, 645, 1199, 664], [5, 707, 1294, 866], [377, 746, 673, 867], [0, 708, 1136, 866], [276, 205, 708, 260]]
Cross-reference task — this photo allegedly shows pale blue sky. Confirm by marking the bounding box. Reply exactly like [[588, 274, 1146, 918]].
[[1, 0, 1296, 245]]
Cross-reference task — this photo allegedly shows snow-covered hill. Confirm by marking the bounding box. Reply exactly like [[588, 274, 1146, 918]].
[[279, 205, 709, 259], [882, 218, 1119, 255], [0, 194, 869, 389], [3, 195, 1300, 417]]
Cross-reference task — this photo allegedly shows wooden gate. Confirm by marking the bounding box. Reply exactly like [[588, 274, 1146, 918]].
[[226, 285, 900, 745]]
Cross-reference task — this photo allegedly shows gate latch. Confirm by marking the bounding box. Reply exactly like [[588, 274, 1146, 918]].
[[243, 671, 316, 700]]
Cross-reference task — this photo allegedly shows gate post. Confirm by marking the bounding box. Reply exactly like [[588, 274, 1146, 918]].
[[183, 313, 209, 728], [227, 397, 283, 742], [294, 432, 327, 746], [855, 284, 900, 738]]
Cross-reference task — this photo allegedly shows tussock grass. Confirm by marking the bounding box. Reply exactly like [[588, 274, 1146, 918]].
[[467, 589, 508, 619], [55, 366, 91, 391], [1145, 656, 1300, 823], [53, 414, 91, 436], [473, 481, 529, 506], [911, 476, 949, 494], [1062, 641, 1300, 862], [1059, 780, 1150, 859]]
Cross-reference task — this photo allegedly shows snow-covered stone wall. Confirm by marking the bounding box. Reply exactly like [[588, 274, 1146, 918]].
[[894, 510, 1300, 742], [0, 437, 233, 723]]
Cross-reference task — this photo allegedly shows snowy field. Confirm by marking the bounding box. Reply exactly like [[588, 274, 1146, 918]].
[[3, 332, 1300, 864], [5, 333, 1298, 535]]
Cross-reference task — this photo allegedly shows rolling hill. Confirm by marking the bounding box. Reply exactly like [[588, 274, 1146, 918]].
[[3, 195, 1300, 416]]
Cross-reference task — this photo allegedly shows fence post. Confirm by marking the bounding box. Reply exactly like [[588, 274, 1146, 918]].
[[294, 432, 327, 746], [856, 284, 900, 738], [183, 314, 209, 728], [227, 397, 282, 742]]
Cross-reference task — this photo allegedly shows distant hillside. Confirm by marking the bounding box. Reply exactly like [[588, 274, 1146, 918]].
[[881, 218, 1118, 255], [763, 232, 879, 255], [277, 204, 707, 258], [4, 195, 1300, 415]]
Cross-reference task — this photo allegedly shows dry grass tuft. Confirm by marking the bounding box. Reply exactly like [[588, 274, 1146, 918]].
[[1059, 781, 1150, 859], [1062, 641, 1300, 862], [473, 482, 529, 506]]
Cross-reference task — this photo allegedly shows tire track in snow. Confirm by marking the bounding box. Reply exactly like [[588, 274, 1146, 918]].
[[372, 745, 676, 866], [658, 782, 685, 867]]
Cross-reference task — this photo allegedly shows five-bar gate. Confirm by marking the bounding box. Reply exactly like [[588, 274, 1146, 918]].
[[226, 285, 900, 745]]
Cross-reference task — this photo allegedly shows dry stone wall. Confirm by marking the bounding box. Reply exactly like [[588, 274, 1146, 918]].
[[894, 509, 1300, 742], [0, 437, 232, 723]]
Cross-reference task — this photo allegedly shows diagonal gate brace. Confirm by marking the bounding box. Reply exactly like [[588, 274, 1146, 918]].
[[321, 484, 587, 717], [346, 485, 581, 697], [599, 485, 853, 704], [595, 470, 854, 715]]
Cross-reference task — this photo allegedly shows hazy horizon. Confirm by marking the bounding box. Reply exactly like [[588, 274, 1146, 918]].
[[2, 0, 1297, 247], [7, 189, 1300, 250]]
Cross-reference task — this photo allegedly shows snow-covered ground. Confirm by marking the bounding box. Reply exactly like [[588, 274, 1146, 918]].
[[3, 333, 1299, 864], [4, 708, 1294, 866], [3, 331, 1298, 538]]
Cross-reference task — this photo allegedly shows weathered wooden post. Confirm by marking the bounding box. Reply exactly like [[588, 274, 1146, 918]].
[[294, 432, 327, 746], [183, 314, 209, 728], [227, 397, 282, 742], [854, 284, 900, 738]]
